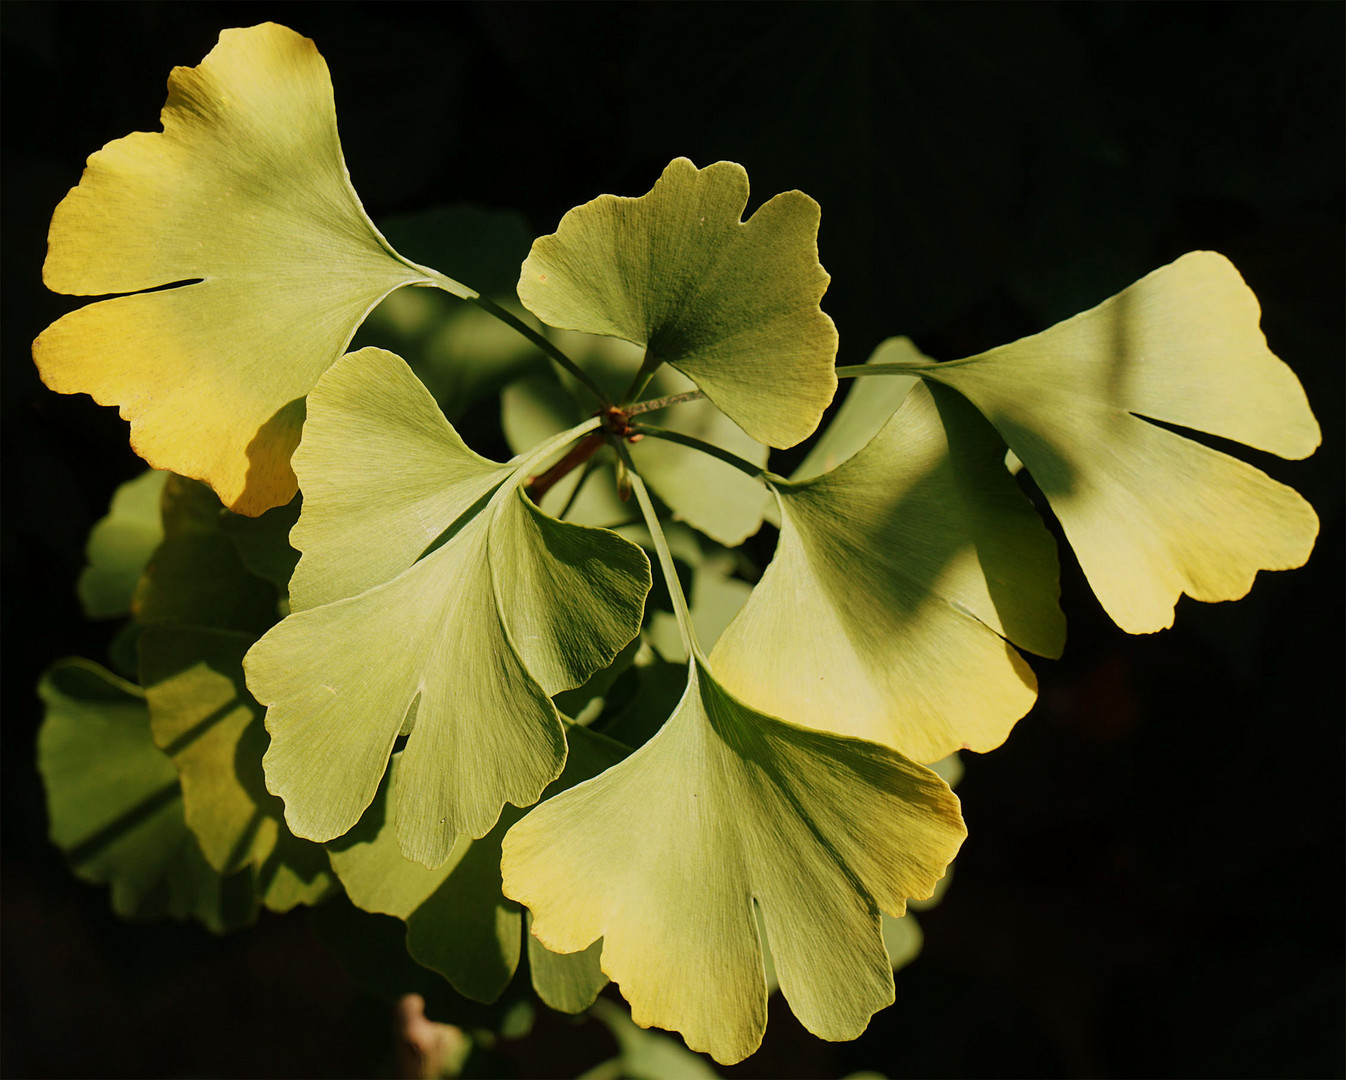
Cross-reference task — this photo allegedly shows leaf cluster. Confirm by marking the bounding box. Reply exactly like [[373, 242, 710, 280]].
[[32, 22, 1321, 1069]]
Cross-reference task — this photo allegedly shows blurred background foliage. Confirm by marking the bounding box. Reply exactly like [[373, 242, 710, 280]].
[[3, 3, 1342, 1076]]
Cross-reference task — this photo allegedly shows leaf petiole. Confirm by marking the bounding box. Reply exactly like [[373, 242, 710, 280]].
[[511, 416, 606, 490], [405, 258, 613, 408], [835, 359, 970, 379], [527, 432, 606, 504], [621, 348, 663, 406], [626, 389, 707, 416], [627, 423, 778, 484], [469, 296, 615, 409], [614, 441, 697, 659]]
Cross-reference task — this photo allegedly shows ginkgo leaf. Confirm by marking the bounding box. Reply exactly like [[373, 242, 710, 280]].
[[37, 659, 254, 931], [77, 468, 167, 619], [33, 23, 451, 515], [711, 379, 1064, 763], [328, 727, 625, 1004], [248, 506, 563, 867], [287, 348, 516, 612], [502, 657, 965, 1065], [517, 158, 838, 448], [140, 626, 334, 912], [900, 252, 1321, 633], [246, 351, 649, 866]]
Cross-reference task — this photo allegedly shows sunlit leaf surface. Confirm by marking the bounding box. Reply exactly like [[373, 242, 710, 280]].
[[713, 380, 1064, 763], [37, 659, 253, 930], [33, 23, 442, 514], [907, 251, 1320, 633], [518, 157, 838, 448], [503, 657, 965, 1064], [247, 349, 649, 866]]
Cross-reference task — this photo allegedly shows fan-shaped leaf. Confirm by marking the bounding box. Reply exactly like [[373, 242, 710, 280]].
[[33, 23, 449, 515], [905, 251, 1320, 633], [502, 657, 965, 1064], [712, 380, 1063, 763], [518, 158, 838, 448]]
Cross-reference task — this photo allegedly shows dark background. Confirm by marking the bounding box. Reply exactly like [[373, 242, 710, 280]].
[[3, 3, 1342, 1077]]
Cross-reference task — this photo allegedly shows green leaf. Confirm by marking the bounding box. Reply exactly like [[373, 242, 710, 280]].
[[33, 23, 449, 515], [328, 728, 624, 1004], [793, 338, 922, 481], [501, 657, 965, 1065], [247, 349, 650, 865], [518, 158, 839, 448], [133, 474, 279, 635], [139, 626, 334, 912], [37, 658, 254, 930], [77, 468, 167, 618], [324, 755, 450, 921], [906, 251, 1321, 633], [711, 380, 1064, 763]]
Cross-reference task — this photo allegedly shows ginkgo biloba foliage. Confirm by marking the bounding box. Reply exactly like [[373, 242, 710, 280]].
[[32, 22, 1321, 1072]]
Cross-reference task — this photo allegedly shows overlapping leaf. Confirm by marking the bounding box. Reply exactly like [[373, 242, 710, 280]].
[[37, 659, 253, 930], [246, 348, 650, 867], [140, 626, 334, 912], [902, 251, 1320, 633], [517, 157, 839, 448], [502, 656, 965, 1064], [33, 23, 450, 515], [327, 726, 623, 1008], [712, 379, 1064, 763]]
